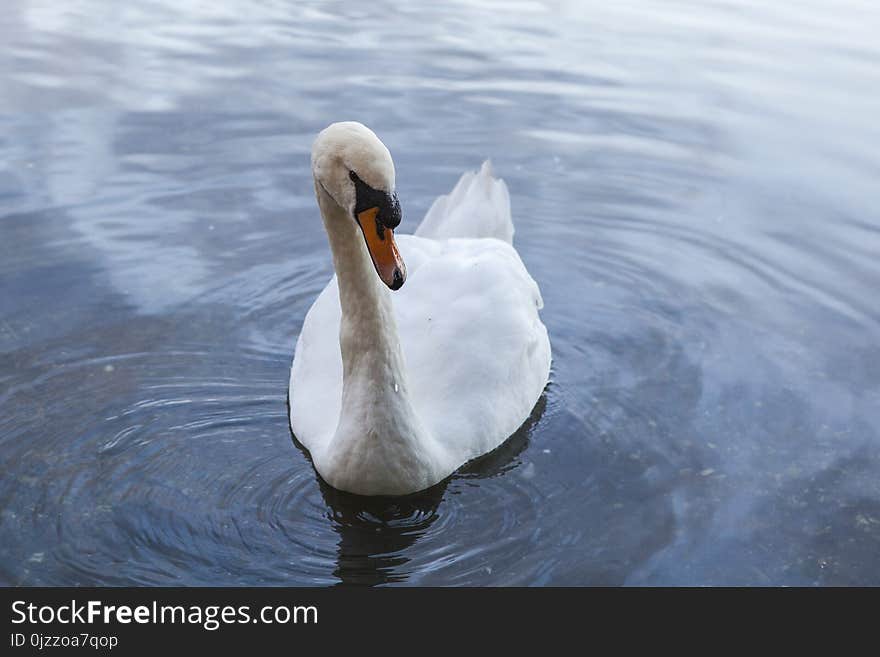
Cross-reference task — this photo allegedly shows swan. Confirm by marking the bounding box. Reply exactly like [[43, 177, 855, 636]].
[[289, 122, 551, 495]]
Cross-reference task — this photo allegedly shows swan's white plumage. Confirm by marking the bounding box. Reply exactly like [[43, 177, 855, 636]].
[[415, 160, 514, 244], [291, 233, 547, 462], [290, 125, 550, 495]]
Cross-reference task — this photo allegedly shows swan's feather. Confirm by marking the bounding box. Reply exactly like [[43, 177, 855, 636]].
[[414, 160, 514, 244]]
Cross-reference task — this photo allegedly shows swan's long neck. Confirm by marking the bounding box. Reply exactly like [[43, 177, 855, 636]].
[[315, 181, 439, 494], [316, 182, 405, 390]]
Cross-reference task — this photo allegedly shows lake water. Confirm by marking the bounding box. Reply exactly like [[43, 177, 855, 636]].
[[1, 0, 879, 586]]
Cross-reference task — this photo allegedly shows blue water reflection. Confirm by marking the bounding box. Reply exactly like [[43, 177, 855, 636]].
[[1, 0, 878, 585]]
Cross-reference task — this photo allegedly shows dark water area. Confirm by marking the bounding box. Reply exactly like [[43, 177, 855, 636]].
[[1, 1, 879, 585]]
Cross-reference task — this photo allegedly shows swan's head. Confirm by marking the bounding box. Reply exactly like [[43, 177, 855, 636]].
[[312, 121, 405, 290]]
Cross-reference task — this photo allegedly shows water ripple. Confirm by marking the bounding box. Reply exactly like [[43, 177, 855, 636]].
[[2, 0, 879, 585]]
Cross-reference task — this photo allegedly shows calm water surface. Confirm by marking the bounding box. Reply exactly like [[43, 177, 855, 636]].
[[1, 0, 879, 585]]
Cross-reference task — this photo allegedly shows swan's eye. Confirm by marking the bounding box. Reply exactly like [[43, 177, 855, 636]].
[[350, 170, 401, 230]]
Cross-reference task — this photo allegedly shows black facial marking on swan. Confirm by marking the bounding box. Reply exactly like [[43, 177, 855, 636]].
[[350, 169, 401, 230]]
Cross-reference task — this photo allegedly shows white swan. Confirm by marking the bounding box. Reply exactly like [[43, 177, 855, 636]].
[[289, 122, 551, 495]]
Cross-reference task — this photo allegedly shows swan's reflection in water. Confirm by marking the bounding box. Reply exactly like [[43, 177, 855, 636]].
[[311, 396, 546, 586], [318, 480, 445, 586]]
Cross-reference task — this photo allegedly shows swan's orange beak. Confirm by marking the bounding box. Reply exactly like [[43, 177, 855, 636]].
[[355, 206, 406, 290]]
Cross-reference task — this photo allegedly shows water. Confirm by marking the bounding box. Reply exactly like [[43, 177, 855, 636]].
[[1, 0, 879, 586]]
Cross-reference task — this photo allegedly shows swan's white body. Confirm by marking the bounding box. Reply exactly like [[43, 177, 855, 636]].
[[289, 123, 550, 495]]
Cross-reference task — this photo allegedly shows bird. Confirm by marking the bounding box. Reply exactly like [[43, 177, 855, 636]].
[[289, 121, 550, 496]]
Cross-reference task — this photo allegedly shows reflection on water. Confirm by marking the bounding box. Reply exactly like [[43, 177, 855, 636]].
[[1, 0, 879, 585], [323, 481, 447, 587]]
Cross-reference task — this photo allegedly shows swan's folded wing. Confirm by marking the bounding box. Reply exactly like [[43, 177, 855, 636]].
[[396, 236, 550, 463], [288, 279, 344, 456], [414, 161, 514, 244]]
